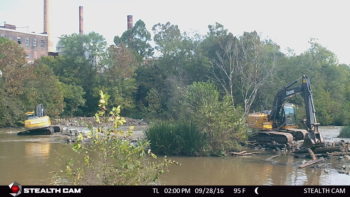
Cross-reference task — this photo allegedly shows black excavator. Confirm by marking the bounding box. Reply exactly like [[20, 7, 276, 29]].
[[247, 75, 324, 147]]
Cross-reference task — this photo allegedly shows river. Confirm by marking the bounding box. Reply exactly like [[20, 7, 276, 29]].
[[0, 127, 349, 185]]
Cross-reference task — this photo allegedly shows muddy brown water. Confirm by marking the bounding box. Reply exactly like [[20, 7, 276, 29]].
[[0, 127, 349, 185]]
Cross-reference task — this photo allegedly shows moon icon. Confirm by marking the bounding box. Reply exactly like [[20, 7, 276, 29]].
[[254, 187, 259, 195]]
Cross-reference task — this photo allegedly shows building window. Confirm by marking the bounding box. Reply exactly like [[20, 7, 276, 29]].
[[40, 40, 45, 48], [25, 38, 30, 47], [33, 38, 37, 47], [17, 37, 21, 44]]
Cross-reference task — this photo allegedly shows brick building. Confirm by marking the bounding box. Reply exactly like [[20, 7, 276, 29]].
[[0, 25, 48, 64]]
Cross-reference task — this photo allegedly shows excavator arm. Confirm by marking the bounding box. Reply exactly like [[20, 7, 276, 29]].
[[269, 75, 324, 144]]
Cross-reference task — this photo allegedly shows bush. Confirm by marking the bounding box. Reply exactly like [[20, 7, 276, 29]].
[[183, 82, 248, 155], [338, 126, 350, 138], [146, 121, 205, 156]]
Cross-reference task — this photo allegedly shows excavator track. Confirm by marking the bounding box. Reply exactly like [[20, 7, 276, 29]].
[[17, 126, 61, 135], [252, 131, 294, 146]]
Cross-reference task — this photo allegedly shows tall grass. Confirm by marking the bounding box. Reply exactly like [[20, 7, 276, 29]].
[[146, 121, 205, 156], [338, 126, 350, 138]]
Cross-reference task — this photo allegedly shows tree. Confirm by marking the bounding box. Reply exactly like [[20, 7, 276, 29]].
[[152, 22, 183, 56], [99, 45, 139, 115], [114, 20, 153, 60], [0, 38, 64, 125], [37, 56, 85, 116], [209, 31, 277, 116], [22, 63, 64, 116], [55, 32, 108, 115], [60, 83, 86, 116], [0, 38, 35, 126]]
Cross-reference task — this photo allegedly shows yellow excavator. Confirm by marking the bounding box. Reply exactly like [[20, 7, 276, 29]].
[[247, 75, 324, 147], [18, 104, 60, 135]]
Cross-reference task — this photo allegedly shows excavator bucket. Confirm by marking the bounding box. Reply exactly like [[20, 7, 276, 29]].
[[304, 127, 324, 147]]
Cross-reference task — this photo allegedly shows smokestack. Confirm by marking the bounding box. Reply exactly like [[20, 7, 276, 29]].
[[43, 0, 49, 34], [79, 6, 84, 35], [43, 0, 53, 52], [127, 15, 133, 30]]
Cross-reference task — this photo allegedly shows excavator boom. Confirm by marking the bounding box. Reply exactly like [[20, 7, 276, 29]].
[[269, 75, 323, 144]]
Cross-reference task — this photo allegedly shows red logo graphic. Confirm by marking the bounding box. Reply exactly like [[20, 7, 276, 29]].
[[9, 182, 22, 197]]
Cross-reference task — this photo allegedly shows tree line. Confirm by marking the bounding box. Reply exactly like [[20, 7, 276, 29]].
[[0, 20, 350, 128]]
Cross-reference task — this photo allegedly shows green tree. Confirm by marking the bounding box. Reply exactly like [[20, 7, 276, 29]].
[[55, 32, 108, 115], [100, 45, 139, 116], [0, 38, 31, 126], [60, 83, 86, 116], [0, 38, 64, 125], [22, 63, 64, 116], [38, 56, 86, 116], [114, 20, 153, 60], [203, 28, 278, 116]]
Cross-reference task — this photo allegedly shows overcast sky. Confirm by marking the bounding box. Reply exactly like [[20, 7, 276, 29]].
[[1, 0, 350, 64]]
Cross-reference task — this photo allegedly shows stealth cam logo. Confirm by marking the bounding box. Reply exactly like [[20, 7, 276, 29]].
[[9, 182, 22, 197]]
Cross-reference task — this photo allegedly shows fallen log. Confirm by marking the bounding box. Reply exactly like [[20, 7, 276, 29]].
[[230, 151, 260, 156], [307, 148, 317, 160], [299, 158, 324, 168], [326, 152, 350, 157], [265, 154, 280, 161], [294, 146, 343, 154], [230, 151, 246, 156]]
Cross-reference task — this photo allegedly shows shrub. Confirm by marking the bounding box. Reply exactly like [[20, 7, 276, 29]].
[[338, 126, 350, 138], [183, 82, 248, 155], [146, 121, 205, 156]]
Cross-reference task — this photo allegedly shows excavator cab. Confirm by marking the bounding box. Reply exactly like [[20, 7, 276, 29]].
[[25, 111, 36, 119], [279, 103, 297, 129], [284, 104, 296, 126]]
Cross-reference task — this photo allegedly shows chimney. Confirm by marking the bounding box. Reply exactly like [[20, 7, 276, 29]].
[[43, 0, 49, 34], [127, 15, 133, 30], [79, 6, 84, 35], [44, 0, 54, 52], [3, 24, 16, 30]]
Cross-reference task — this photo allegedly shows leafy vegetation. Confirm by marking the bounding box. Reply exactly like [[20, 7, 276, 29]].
[[0, 38, 63, 126], [56, 91, 173, 185], [338, 126, 350, 138], [183, 82, 247, 155], [146, 121, 204, 156]]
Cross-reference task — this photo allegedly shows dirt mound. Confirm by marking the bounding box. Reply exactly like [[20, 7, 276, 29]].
[[52, 117, 147, 127]]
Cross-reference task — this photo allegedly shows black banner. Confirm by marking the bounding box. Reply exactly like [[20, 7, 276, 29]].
[[0, 185, 349, 197]]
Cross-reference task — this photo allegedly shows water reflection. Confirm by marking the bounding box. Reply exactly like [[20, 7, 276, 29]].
[[160, 156, 298, 185], [160, 155, 350, 185], [25, 143, 51, 158], [304, 167, 322, 185]]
